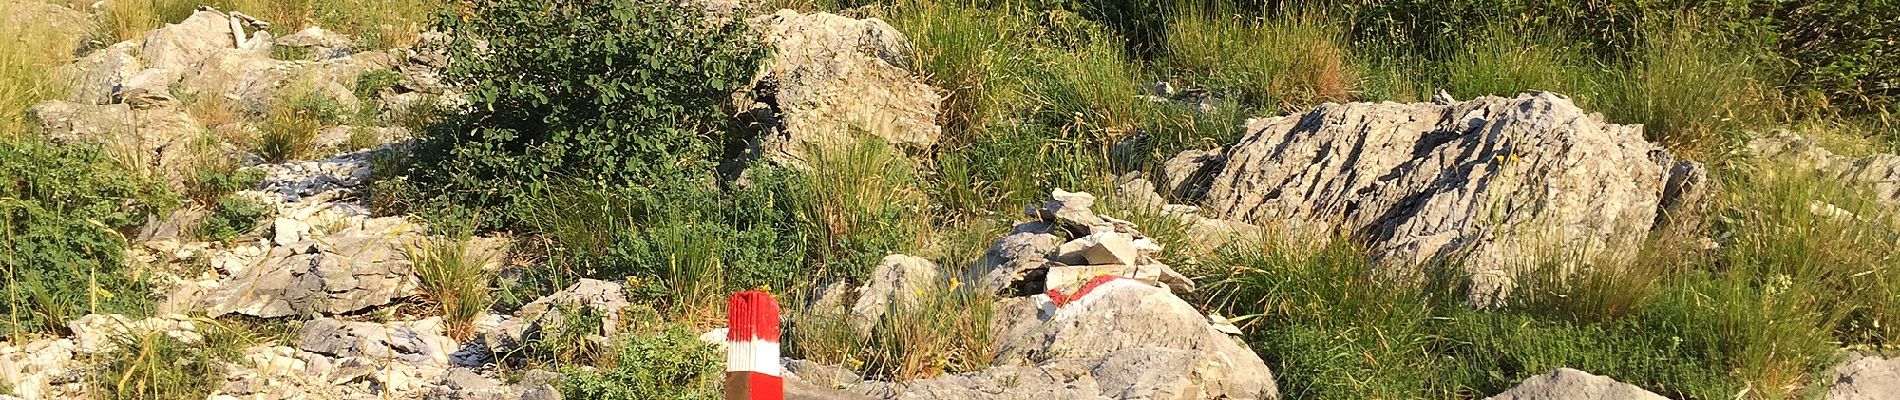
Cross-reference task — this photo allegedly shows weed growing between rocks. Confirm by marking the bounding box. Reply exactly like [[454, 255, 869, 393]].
[[257, 88, 347, 163], [408, 233, 493, 341], [190, 194, 271, 244], [556, 325, 723, 400]]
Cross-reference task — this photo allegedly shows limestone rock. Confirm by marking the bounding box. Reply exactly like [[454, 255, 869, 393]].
[[60, 42, 144, 105], [1485, 368, 1666, 400], [985, 280, 1275, 399], [1045, 264, 1194, 294], [853, 365, 1110, 399], [743, 10, 941, 164], [849, 254, 942, 335], [140, 10, 238, 78], [1751, 132, 1900, 206], [518, 279, 632, 335], [1827, 352, 1900, 400], [199, 221, 423, 317], [1185, 92, 1690, 305], [297, 318, 453, 365], [27, 101, 134, 145], [65, 313, 202, 353], [117, 68, 177, 109]]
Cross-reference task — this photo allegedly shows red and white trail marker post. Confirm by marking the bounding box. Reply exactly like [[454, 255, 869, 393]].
[[726, 290, 784, 400]]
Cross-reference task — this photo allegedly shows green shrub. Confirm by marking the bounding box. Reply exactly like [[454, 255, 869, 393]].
[[408, 0, 765, 227], [516, 182, 798, 316], [558, 327, 723, 400], [353, 69, 402, 101], [192, 195, 272, 244], [1, 136, 174, 337]]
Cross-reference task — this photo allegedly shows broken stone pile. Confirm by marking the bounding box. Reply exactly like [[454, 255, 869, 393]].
[[779, 190, 1279, 400], [1159, 92, 1707, 305]]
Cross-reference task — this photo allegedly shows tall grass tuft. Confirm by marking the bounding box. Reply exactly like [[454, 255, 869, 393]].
[[788, 273, 996, 382], [408, 233, 493, 341], [1, 1, 87, 139], [784, 140, 930, 281], [1442, 27, 1593, 101], [1164, 5, 1355, 113], [1593, 14, 1778, 153]]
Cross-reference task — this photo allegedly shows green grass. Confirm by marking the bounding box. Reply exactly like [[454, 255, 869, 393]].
[[97, 0, 439, 49], [1163, 5, 1355, 114], [408, 232, 494, 341], [91, 321, 252, 400], [257, 87, 346, 162]]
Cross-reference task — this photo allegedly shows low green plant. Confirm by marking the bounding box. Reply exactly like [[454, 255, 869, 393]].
[[1441, 27, 1594, 101], [1, 136, 174, 337], [184, 162, 263, 207], [192, 195, 272, 244], [353, 69, 402, 105], [557, 326, 723, 400], [409, 233, 493, 341]]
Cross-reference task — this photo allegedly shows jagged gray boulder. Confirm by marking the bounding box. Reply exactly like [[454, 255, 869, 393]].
[[140, 10, 239, 81], [297, 318, 453, 365], [1827, 352, 1900, 400], [741, 10, 941, 164], [1173, 92, 1703, 304], [849, 254, 943, 335], [984, 280, 1277, 400], [1485, 368, 1666, 400], [199, 220, 423, 318]]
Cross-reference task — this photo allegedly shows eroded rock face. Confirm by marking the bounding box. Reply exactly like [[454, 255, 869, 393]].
[[1484, 368, 1666, 400], [199, 217, 424, 318], [297, 318, 454, 365], [1174, 92, 1701, 304], [1827, 352, 1900, 400], [850, 254, 943, 335], [743, 10, 941, 164]]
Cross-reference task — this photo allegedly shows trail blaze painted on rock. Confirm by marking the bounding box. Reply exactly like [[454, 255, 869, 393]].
[[726, 290, 783, 400], [1046, 274, 1121, 307]]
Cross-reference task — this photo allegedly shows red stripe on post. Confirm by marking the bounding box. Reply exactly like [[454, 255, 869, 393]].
[[727, 290, 781, 342], [726, 290, 782, 400]]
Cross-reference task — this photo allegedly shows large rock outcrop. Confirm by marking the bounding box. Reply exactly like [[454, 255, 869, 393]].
[[741, 10, 942, 164], [1167, 92, 1702, 304]]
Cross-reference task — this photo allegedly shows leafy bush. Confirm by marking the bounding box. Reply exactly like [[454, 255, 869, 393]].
[[558, 327, 723, 400], [1, 136, 175, 337], [408, 0, 766, 227], [192, 195, 272, 244], [184, 163, 262, 206]]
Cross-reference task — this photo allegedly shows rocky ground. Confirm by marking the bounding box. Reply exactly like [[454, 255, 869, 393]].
[[5, 2, 1900, 400]]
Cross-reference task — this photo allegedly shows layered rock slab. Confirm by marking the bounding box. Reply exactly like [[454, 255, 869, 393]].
[[1171, 92, 1700, 303]]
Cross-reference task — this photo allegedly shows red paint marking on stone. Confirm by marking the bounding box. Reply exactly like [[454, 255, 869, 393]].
[[1046, 274, 1121, 307]]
